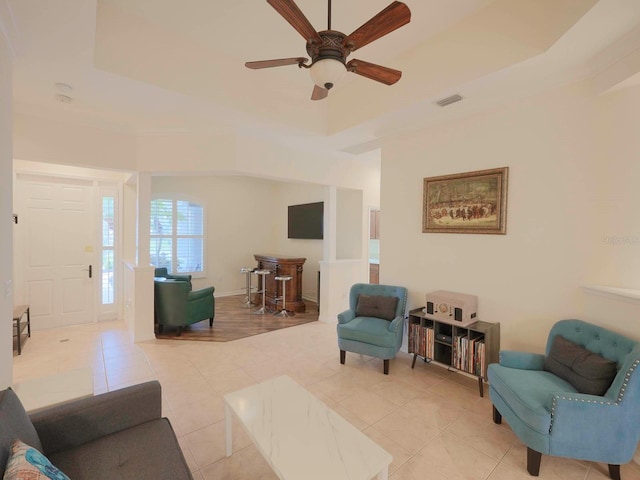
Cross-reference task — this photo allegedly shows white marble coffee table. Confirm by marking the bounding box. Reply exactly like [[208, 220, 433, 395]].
[[224, 375, 392, 480]]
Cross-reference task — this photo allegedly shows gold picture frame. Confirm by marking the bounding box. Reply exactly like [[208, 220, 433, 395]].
[[422, 167, 508, 234]]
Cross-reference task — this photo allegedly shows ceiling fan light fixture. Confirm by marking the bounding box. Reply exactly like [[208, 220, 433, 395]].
[[309, 57, 346, 90], [248, 0, 411, 99]]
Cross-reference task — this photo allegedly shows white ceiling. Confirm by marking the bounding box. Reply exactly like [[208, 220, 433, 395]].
[[3, 0, 640, 155]]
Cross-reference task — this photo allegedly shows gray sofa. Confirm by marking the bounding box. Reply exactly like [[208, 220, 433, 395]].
[[0, 380, 193, 479]]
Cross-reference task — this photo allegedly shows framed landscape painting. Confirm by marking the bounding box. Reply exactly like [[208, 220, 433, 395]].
[[422, 167, 508, 234]]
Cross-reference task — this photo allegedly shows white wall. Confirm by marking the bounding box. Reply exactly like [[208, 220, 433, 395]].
[[122, 178, 138, 264], [137, 132, 236, 173], [152, 175, 281, 295], [382, 80, 640, 352], [12, 159, 130, 182], [359, 151, 382, 267], [0, 32, 13, 388], [152, 175, 330, 303], [235, 135, 377, 192], [273, 183, 325, 301], [336, 189, 363, 260], [591, 85, 640, 287], [13, 112, 137, 171]]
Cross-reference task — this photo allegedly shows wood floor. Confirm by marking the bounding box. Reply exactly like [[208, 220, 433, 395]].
[[155, 294, 319, 342]]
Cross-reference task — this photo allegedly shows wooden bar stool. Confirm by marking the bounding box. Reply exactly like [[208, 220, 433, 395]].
[[252, 269, 271, 315], [13, 305, 31, 355], [273, 275, 293, 317], [240, 267, 256, 307]]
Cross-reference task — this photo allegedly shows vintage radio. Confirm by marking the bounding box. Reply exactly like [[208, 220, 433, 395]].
[[424, 290, 478, 327]]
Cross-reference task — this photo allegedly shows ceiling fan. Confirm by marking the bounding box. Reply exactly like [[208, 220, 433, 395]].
[[245, 0, 411, 100]]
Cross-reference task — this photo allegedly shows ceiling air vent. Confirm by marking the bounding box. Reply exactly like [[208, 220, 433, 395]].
[[436, 94, 463, 107]]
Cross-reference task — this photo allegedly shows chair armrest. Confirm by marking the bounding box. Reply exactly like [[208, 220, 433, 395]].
[[337, 310, 355, 324], [188, 286, 214, 301], [499, 351, 545, 370], [30, 381, 162, 456], [387, 316, 404, 332], [168, 274, 192, 283], [549, 392, 626, 438]]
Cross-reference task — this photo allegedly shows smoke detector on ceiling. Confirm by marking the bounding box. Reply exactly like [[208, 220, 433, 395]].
[[436, 94, 463, 107], [54, 82, 74, 103], [54, 82, 73, 93], [55, 94, 72, 103]]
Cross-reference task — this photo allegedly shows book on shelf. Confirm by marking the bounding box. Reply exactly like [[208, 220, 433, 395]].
[[409, 320, 486, 377], [408, 323, 433, 359], [452, 334, 486, 376]]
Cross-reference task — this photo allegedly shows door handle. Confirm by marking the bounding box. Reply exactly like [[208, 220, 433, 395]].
[[83, 265, 92, 278]]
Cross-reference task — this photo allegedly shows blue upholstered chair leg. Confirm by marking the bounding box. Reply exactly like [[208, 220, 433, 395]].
[[527, 448, 541, 476], [492, 405, 501, 424], [609, 465, 621, 480]]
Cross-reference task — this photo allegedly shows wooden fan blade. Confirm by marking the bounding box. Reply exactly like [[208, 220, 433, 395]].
[[245, 57, 308, 69], [344, 1, 411, 52], [267, 0, 322, 43], [347, 59, 402, 85], [311, 84, 328, 100]]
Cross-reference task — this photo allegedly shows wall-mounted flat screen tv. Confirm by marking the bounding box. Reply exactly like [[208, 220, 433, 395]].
[[288, 202, 323, 239]]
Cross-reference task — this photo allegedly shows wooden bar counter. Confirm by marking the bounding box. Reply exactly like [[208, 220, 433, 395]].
[[254, 254, 306, 313]]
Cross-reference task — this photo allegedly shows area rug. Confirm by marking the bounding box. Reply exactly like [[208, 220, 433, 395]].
[[154, 294, 319, 342]]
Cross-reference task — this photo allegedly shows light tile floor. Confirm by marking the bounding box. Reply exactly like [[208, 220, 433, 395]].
[[12, 319, 640, 480]]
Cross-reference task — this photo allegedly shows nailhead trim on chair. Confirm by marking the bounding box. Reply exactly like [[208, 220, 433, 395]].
[[550, 395, 616, 432], [616, 358, 639, 403], [549, 358, 639, 432]]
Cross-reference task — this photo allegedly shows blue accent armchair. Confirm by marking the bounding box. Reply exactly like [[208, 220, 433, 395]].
[[488, 319, 640, 479], [337, 283, 408, 374], [154, 279, 215, 336]]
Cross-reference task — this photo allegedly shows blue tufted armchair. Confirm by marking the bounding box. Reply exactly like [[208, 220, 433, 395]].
[[488, 319, 640, 479], [337, 283, 408, 374]]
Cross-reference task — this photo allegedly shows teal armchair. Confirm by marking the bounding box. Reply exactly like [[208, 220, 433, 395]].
[[337, 283, 408, 374], [154, 268, 192, 288], [154, 280, 215, 336], [488, 319, 640, 479]]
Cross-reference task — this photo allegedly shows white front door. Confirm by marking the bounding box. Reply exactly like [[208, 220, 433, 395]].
[[15, 175, 96, 329]]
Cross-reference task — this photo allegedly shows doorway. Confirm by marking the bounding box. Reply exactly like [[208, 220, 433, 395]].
[[14, 173, 121, 329], [369, 207, 380, 284]]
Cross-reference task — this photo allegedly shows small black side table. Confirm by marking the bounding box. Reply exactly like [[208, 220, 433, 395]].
[[13, 305, 30, 355]]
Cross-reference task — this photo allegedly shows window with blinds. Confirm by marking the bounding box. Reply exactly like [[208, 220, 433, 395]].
[[150, 198, 204, 274]]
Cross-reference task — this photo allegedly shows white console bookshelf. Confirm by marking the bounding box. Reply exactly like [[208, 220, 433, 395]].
[[407, 307, 500, 397]]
